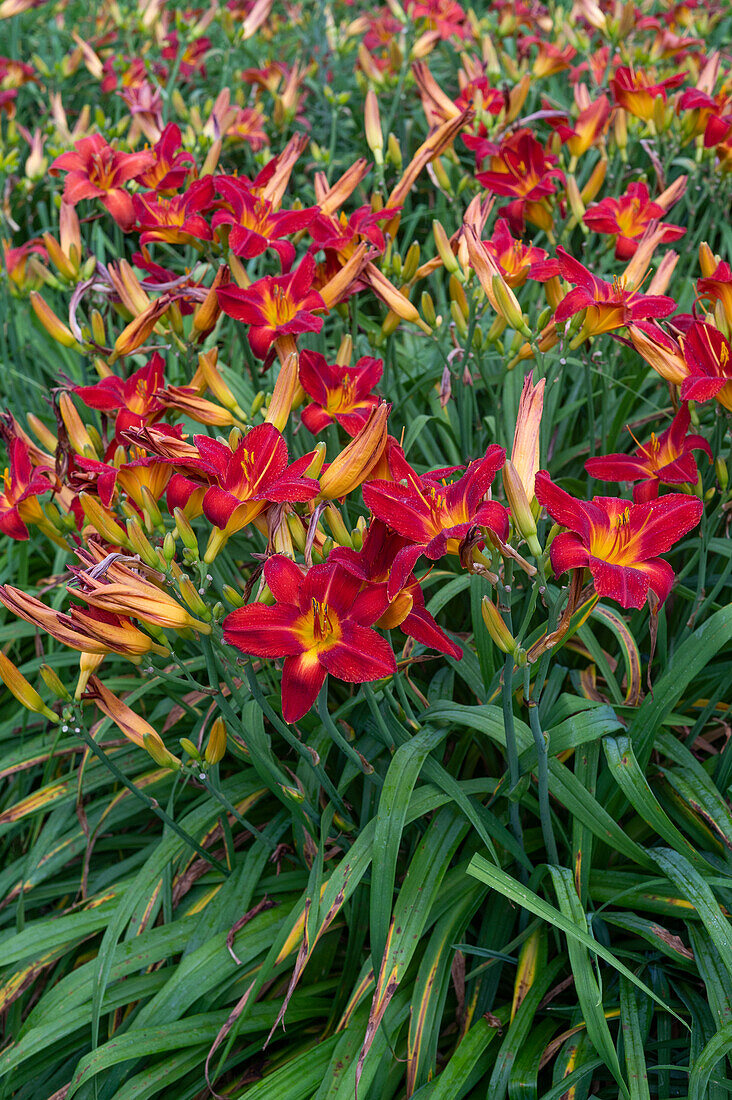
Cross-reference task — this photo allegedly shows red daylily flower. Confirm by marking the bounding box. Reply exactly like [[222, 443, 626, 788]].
[[49, 134, 155, 230], [330, 520, 462, 658], [585, 404, 712, 502], [216, 253, 325, 359], [309, 205, 397, 257], [535, 470, 703, 609], [407, 0, 469, 39], [135, 123, 196, 192], [223, 555, 396, 722], [554, 248, 676, 342], [696, 260, 732, 324], [212, 178, 317, 270], [298, 351, 382, 436], [161, 33, 210, 81], [678, 88, 732, 148], [476, 129, 564, 232], [363, 444, 509, 597], [676, 319, 732, 411], [73, 353, 166, 439], [0, 437, 52, 539], [610, 66, 686, 120], [480, 218, 559, 288], [583, 182, 685, 260], [133, 178, 214, 246], [548, 95, 611, 160], [193, 423, 319, 535]]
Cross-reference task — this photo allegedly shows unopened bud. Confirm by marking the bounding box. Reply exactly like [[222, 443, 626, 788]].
[[126, 517, 165, 569], [40, 663, 72, 701], [481, 597, 519, 656], [30, 292, 79, 348], [386, 132, 402, 169], [503, 460, 542, 557], [303, 441, 327, 479], [699, 242, 718, 278], [421, 291, 437, 327], [180, 736, 202, 760], [402, 241, 420, 282], [163, 531, 176, 562], [0, 652, 58, 722], [222, 584, 245, 607], [144, 732, 181, 769], [364, 89, 384, 163], [434, 220, 459, 275], [174, 508, 199, 553], [204, 716, 227, 764], [335, 334, 353, 367], [491, 275, 532, 337], [716, 456, 728, 491]]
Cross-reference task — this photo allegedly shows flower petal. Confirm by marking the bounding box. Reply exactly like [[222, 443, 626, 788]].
[[223, 604, 304, 657], [281, 652, 327, 722]]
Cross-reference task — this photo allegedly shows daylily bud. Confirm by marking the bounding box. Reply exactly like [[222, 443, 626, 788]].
[[265, 344, 299, 432], [481, 597, 519, 656], [144, 732, 181, 769], [402, 241, 420, 282], [491, 275, 532, 338], [365, 89, 384, 164], [421, 291, 437, 327], [127, 517, 165, 569], [450, 300, 468, 337], [140, 485, 164, 530], [30, 292, 78, 348], [614, 109, 628, 157], [566, 176, 586, 223], [59, 393, 96, 457], [367, 264, 432, 332], [176, 574, 211, 620], [201, 138, 222, 177], [652, 93, 666, 134], [387, 131, 402, 169], [0, 652, 58, 722], [250, 390, 266, 417], [324, 502, 353, 546], [205, 716, 227, 764], [318, 403, 389, 500], [180, 736, 202, 760], [222, 584, 245, 607], [580, 158, 607, 205], [40, 663, 72, 701], [27, 413, 58, 452], [163, 532, 176, 563], [434, 220, 460, 275], [716, 456, 728, 491], [504, 460, 542, 557], [336, 334, 353, 367], [303, 441, 327, 479], [510, 374, 545, 507], [174, 508, 199, 553], [79, 492, 129, 545], [699, 242, 718, 278]]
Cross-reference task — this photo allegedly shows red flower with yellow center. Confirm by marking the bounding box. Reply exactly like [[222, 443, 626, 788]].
[[697, 260, 732, 326], [363, 444, 509, 597], [133, 179, 214, 246], [134, 123, 196, 193], [550, 95, 611, 159], [677, 319, 732, 411], [330, 520, 462, 658], [74, 353, 166, 439], [223, 555, 396, 722], [554, 248, 676, 344], [190, 424, 319, 557], [535, 470, 703, 608], [480, 218, 559, 288], [216, 254, 325, 358], [610, 66, 686, 121], [583, 182, 685, 260], [213, 178, 317, 270], [585, 404, 712, 502], [0, 438, 52, 540], [298, 350, 382, 436], [476, 129, 564, 232], [678, 88, 732, 148], [50, 134, 155, 230]]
